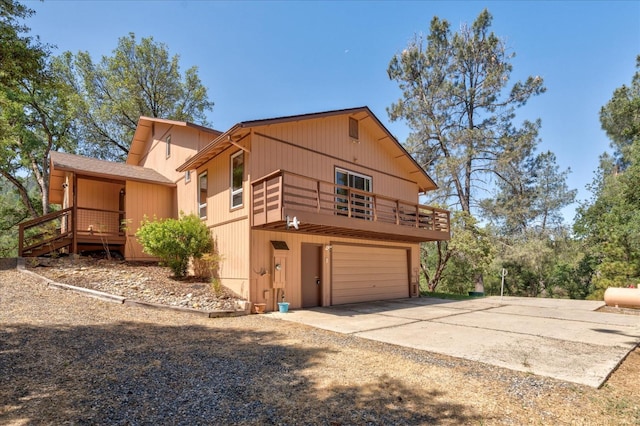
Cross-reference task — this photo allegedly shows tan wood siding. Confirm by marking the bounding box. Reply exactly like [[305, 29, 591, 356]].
[[124, 181, 176, 260], [250, 229, 418, 311], [250, 115, 419, 203], [75, 179, 123, 236], [77, 179, 121, 210], [137, 124, 214, 183], [332, 245, 409, 305], [176, 172, 197, 217], [49, 173, 65, 205], [210, 218, 250, 299], [191, 139, 252, 297], [197, 140, 251, 227]]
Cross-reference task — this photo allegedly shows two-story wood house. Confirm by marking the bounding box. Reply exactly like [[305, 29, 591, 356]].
[[20, 107, 450, 311]]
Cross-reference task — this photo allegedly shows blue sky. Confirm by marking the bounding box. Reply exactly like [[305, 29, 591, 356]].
[[27, 1, 640, 222]]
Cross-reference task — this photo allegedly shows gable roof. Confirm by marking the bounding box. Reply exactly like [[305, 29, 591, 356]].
[[51, 151, 175, 186], [127, 116, 223, 165], [176, 106, 437, 192]]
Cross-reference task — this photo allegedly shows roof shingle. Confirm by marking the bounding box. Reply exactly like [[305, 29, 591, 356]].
[[50, 151, 174, 186]]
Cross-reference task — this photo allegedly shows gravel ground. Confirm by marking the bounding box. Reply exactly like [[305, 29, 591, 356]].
[[1, 267, 639, 425], [25, 256, 243, 312]]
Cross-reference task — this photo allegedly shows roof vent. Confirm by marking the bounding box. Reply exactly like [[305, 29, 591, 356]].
[[349, 117, 359, 140]]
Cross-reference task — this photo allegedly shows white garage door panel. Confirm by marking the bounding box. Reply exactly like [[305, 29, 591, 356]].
[[332, 245, 409, 305]]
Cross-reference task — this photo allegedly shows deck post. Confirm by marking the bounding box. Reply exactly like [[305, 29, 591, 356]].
[[72, 173, 78, 255], [277, 174, 283, 220], [372, 195, 377, 222], [261, 179, 267, 225]]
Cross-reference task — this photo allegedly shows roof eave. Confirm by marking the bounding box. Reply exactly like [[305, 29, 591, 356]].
[[128, 117, 223, 165], [52, 165, 176, 187], [175, 106, 438, 192], [137, 116, 223, 135], [361, 109, 437, 192], [176, 124, 243, 172]]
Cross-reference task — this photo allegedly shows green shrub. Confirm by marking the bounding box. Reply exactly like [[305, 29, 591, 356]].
[[210, 277, 224, 297], [192, 246, 223, 279], [136, 214, 212, 278]]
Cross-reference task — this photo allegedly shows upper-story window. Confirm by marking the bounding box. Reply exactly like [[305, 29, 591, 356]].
[[166, 135, 171, 158], [335, 167, 372, 219], [231, 151, 244, 209], [198, 171, 207, 219], [185, 170, 191, 183]]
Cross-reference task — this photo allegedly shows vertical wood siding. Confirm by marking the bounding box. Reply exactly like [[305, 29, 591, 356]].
[[77, 179, 121, 210], [250, 229, 419, 310], [75, 179, 123, 236], [124, 181, 176, 260], [196, 140, 251, 227], [137, 124, 216, 183], [193, 138, 252, 298], [189, 113, 425, 309], [250, 115, 419, 203], [176, 174, 197, 217], [209, 218, 250, 299]]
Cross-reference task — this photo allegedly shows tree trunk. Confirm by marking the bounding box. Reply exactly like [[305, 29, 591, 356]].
[[0, 170, 38, 218], [28, 153, 49, 215], [422, 241, 452, 292], [474, 272, 485, 294]]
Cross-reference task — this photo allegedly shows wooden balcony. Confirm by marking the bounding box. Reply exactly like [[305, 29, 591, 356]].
[[251, 170, 450, 243], [19, 207, 126, 257]]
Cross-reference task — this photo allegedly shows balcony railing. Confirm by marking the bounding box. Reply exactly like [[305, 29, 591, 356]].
[[76, 207, 125, 238], [251, 170, 450, 242], [19, 207, 125, 257]]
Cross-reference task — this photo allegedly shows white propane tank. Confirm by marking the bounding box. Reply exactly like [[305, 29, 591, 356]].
[[604, 287, 640, 308]]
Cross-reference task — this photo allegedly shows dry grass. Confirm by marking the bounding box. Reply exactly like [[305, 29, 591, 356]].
[[1, 268, 639, 425]]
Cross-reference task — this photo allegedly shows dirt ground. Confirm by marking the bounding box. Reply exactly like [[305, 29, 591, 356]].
[[1, 267, 639, 425]]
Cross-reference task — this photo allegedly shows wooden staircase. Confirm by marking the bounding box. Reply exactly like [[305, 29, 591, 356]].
[[19, 208, 74, 257], [19, 207, 127, 258], [23, 236, 74, 257]]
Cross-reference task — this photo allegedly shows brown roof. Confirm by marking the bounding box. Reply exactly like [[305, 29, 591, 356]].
[[50, 151, 175, 186], [127, 116, 222, 165], [136, 116, 223, 135], [176, 106, 437, 192]]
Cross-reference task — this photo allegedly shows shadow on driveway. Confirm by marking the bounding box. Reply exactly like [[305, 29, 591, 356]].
[[0, 321, 483, 425]]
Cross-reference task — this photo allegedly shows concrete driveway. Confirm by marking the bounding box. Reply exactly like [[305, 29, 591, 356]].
[[270, 296, 640, 388]]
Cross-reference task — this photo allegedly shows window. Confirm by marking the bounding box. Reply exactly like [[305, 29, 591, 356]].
[[231, 151, 244, 209], [349, 117, 359, 140], [166, 135, 171, 158], [185, 170, 191, 183], [335, 168, 372, 219], [198, 172, 207, 219]]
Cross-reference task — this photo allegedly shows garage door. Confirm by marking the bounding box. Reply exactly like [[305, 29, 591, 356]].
[[332, 245, 409, 305]]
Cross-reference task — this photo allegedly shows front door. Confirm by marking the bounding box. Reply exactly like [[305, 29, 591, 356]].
[[301, 243, 322, 308]]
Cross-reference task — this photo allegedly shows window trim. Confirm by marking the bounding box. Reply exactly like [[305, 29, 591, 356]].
[[198, 171, 208, 219], [230, 150, 244, 210], [335, 167, 372, 192], [165, 134, 171, 159], [335, 167, 372, 220]]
